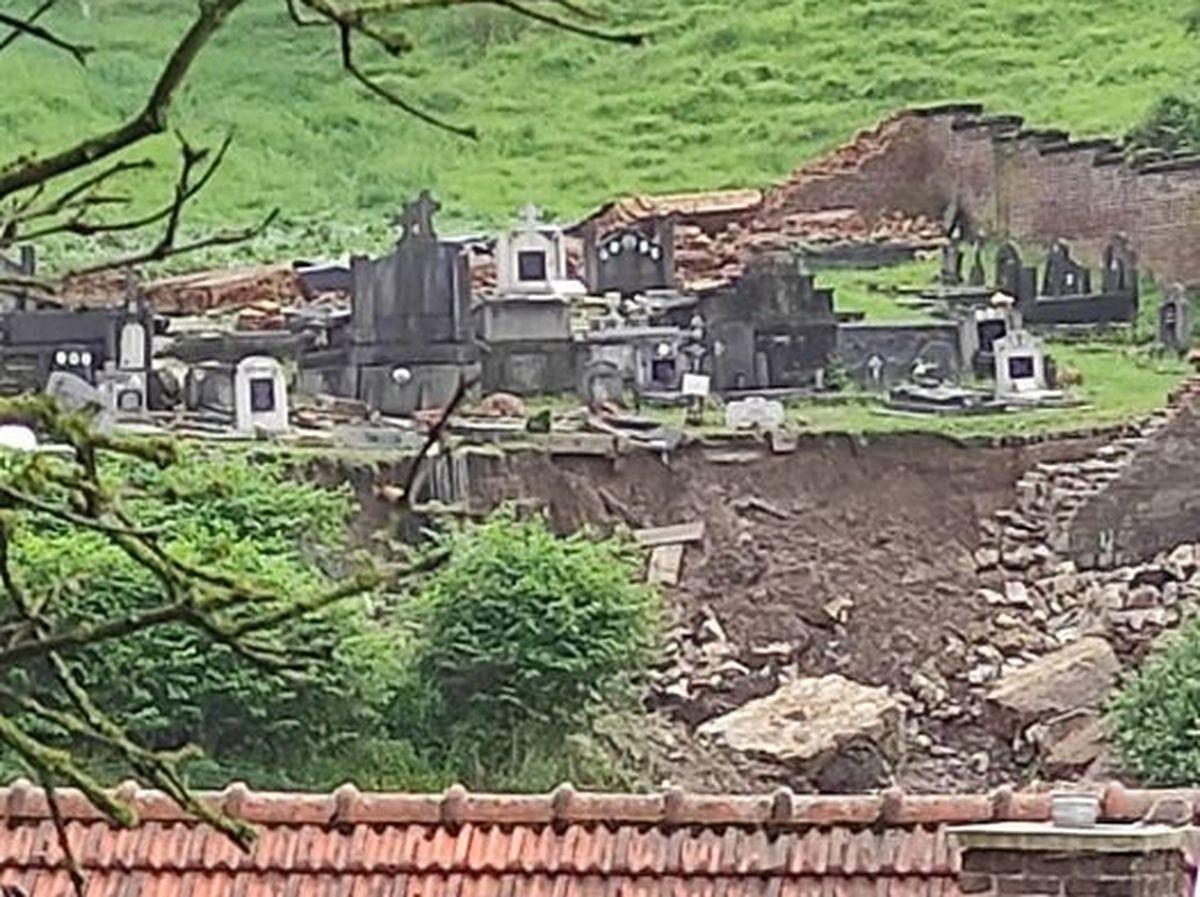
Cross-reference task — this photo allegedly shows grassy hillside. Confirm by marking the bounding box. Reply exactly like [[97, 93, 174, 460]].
[[3, 0, 1199, 268]]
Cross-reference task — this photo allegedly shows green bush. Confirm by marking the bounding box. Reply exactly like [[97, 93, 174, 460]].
[[1110, 619, 1200, 784], [3, 449, 402, 787], [1127, 92, 1200, 156], [399, 512, 659, 763]]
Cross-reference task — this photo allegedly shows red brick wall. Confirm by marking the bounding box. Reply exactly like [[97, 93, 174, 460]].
[[769, 107, 1200, 283]]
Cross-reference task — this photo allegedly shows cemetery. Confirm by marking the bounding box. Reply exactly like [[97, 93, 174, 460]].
[[8, 91, 1200, 897]]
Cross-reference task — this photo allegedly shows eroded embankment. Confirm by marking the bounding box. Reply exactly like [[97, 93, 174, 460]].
[[304, 399, 1200, 794]]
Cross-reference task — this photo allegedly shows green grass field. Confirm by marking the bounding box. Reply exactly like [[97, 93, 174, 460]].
[[3, 0, 1199, 269]]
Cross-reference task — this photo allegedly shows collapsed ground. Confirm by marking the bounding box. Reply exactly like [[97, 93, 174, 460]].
[[456, 376, 1200, 793]]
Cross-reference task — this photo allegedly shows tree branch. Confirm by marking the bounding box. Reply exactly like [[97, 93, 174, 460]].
[[0, 7, 92, 64], [0, 0, 57, 54], [0, 0, 246, 200]]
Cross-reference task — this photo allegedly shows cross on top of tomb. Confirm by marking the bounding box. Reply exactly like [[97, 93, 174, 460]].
[[395, 190, 440, 242], [519, 203, 543, 229]]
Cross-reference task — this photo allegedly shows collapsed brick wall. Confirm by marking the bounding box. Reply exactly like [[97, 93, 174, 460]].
[[766, 104, 1200, 283], [1067, 382, 1200, 568]]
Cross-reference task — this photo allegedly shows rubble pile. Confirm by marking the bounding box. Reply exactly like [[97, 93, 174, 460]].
[[65, 264, 306, 314], [644, 379, 1200, 791], [673, 207, 944, 288], [759, 113, 916, 217]]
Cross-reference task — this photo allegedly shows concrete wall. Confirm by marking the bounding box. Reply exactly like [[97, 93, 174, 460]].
[[765, 106, 1200, 284]]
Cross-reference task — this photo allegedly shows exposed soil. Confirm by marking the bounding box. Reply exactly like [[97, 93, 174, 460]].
[[473, 435, 1095, 678], [463, 433, 1107, 791]]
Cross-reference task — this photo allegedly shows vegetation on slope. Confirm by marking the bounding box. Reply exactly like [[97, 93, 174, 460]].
[[4, 0, 1199, 268], [1111, 619, 1200, 785], [0, 447, 658, 791]]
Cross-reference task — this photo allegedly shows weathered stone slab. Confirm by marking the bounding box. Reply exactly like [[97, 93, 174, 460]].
[[698, 674, 903, 769], [647, 544, 685, 587], [634, 522, 705, 548], [986, 636, 1119, 728]]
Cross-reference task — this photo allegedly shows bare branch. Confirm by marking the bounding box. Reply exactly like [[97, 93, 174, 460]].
[[0, 0, 246, 200], [338, 21, 477, 138], [401, 373, 476, 503], [0, 0, 57, 54], [0, 7, 92, 64]]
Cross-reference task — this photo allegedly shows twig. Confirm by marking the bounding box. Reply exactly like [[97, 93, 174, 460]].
[[400, 373, 475, 505], [0, 9, 92, 64], [0, 0, 57, 54]]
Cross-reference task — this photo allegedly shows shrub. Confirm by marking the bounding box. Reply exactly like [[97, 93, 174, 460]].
[[1127, 93, 1200, 157], [1110, 619, 1200, 785], [400, 512, 659, 762], [3, 448, 401, 787]]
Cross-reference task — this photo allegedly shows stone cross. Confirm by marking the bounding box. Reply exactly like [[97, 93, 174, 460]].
[[396, 190, 440, 242], [519, 203, 542, 229]]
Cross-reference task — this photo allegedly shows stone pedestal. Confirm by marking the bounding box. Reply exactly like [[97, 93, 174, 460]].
[[952, 822, 1192, 896]]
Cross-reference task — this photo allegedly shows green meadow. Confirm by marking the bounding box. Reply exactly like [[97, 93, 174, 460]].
[[3, 0, 1199, 268]]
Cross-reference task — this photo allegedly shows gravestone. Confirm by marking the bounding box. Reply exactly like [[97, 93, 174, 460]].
[[479, 205, 578, 396], [580, 359, 624, 408], [940, 241, 963, 286], [1159, 285, 1193, 356], [44, 370, 100, 412], [1041, 240, 1091, 297], [495, 204, 570, 296], [725, 396, 785, 430], [995, 242, 1023, 298], [582, 216, 675, 296], [993, 330, 1048, 398], [1102, 234, 1138, 296], [704, 252, 837, 390], [866, 354, 885, 390], [234, 355, 289, 434], [350, 191, 472, 348], [302, 191, 479, 414], [968, 240, 986, 287]]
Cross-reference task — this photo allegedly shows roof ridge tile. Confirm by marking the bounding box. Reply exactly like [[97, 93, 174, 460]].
[[4, 781, 1200, 831]]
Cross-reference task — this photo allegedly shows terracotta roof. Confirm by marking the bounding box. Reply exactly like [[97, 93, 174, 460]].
[[0, 781, 1197, 897]]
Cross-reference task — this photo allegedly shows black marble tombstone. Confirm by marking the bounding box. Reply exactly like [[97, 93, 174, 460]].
[[1102, 234, 1138, 300], [995, 242, 1024, 298], [1159, 285, 1193, 356], [704, 253, 837, 391], [582, 217, 675, 296], [300, 191, 479, 414], [1041, 240, 1091, 296]]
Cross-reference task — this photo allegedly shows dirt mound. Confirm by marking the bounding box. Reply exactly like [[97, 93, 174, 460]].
[[468, 433, 1104, 791]]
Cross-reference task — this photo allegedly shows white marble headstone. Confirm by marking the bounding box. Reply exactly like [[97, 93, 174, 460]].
[[234, 356, 289, 434]]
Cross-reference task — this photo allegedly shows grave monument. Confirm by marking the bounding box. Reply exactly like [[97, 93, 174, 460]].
[[299, 191, 479, 414], [479, 205, 579, 395]]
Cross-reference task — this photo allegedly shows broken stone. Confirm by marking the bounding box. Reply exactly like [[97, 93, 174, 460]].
[[967, 663, 999, 685], [1029, 709, 1110, 779], [743, 641, 801, 668], [1004, 581, 1033, 608], [975, 547, 1000, 570], [979, 587, 1006, 606], [1125, 583, 1162, 610], [696, 611, 728, 646], [823, 596, 855, 625], [986, 636, 1119, 729], [697, 674, 903, 772], [1111, 607, 1175, 633], [1166, 544, 1197, 580], [1001, 544, 1036, 570]]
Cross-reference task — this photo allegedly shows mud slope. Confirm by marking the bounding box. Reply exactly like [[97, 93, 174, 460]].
[[473, 435, 1099, 686], [461, 434, 1109, 790]]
